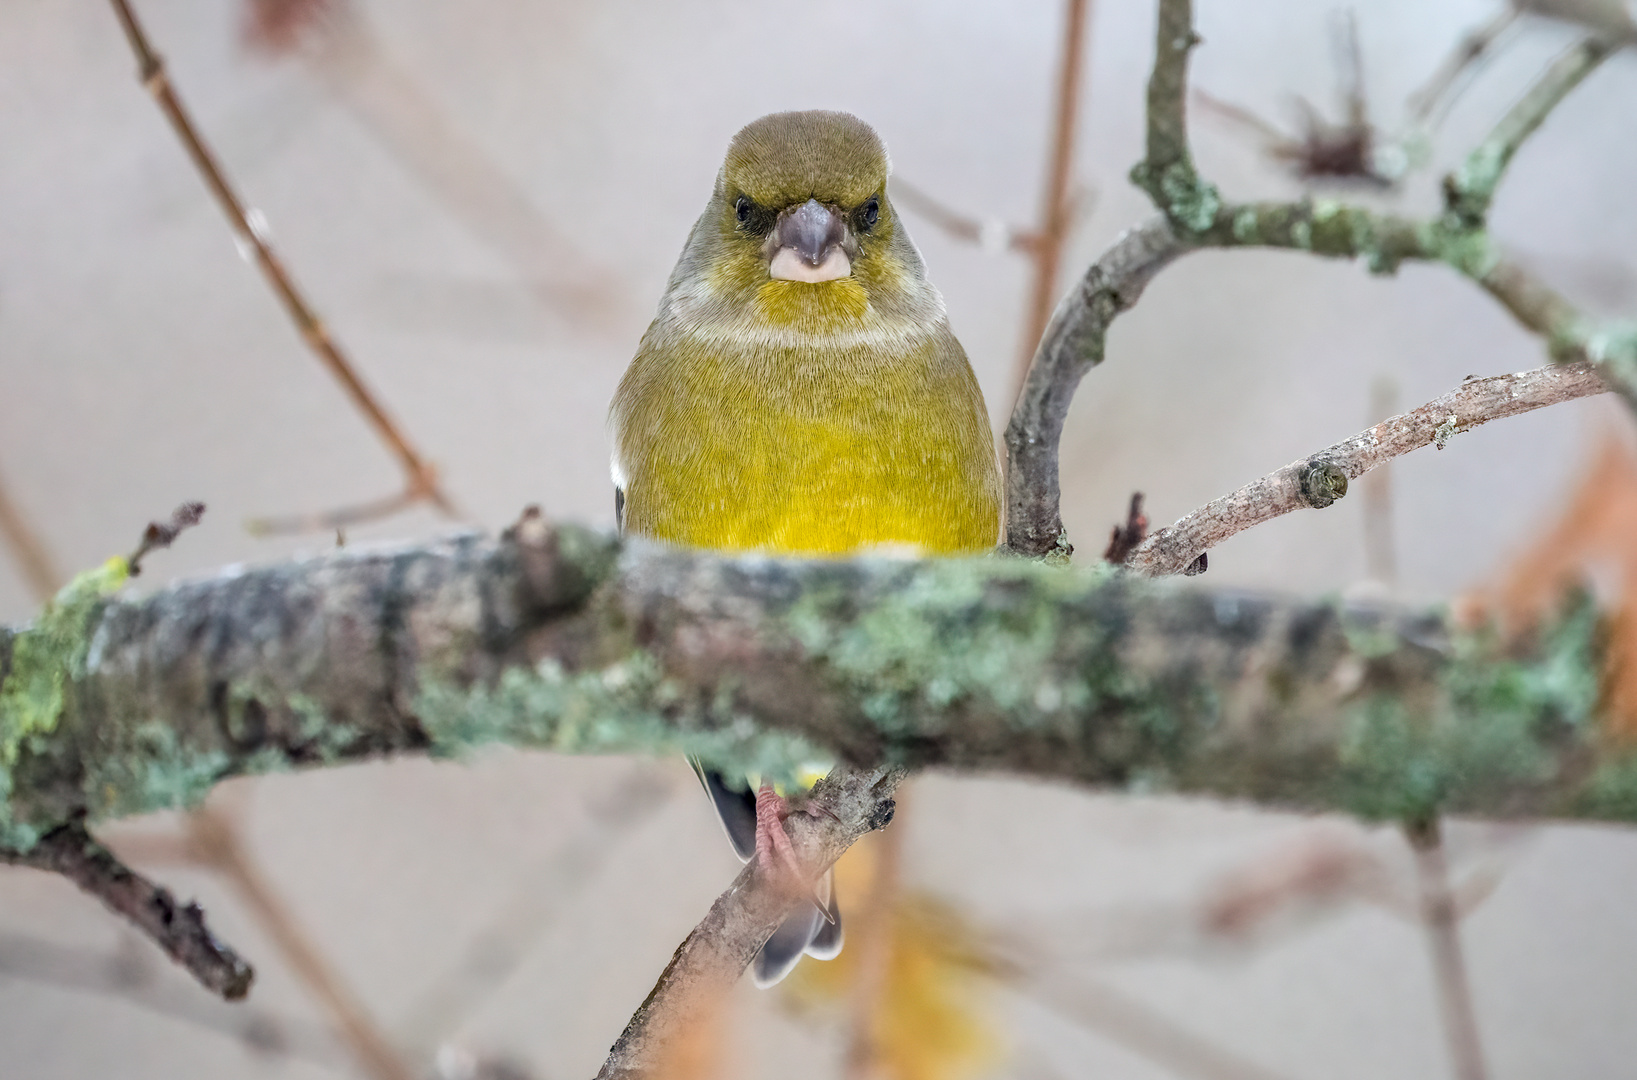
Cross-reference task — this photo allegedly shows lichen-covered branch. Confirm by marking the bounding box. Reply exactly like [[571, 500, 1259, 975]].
[[1125, 361, 1609, 575], [595, 766, 900, 1080], [1443, 36, 1616, 226], [1002, 4, 1636, 560], [2, 523, 1634, 842], [1005, 216, 1189, 558]]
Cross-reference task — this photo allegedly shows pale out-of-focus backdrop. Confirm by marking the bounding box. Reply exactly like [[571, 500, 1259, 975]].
[[1, 1, 1635, 1078]]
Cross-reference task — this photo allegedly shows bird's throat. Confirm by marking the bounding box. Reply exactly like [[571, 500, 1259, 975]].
[[755, 276, 870, 330]]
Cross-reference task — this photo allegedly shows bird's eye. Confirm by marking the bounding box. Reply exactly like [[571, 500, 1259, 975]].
[[734, 196, 751, 224], [861, 197, 880, 229]]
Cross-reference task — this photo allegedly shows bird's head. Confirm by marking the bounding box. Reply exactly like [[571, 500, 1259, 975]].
[[688, 111, 925, 330]]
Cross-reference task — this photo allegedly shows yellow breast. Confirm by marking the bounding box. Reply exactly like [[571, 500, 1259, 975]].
[[612, 292, 1000, 556]]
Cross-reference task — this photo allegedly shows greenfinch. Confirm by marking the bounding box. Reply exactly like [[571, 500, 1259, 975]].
[[609, 110, 1001, 985]]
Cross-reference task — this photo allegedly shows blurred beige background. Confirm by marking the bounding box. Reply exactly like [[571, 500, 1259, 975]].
[[1, 1, 1635, 1077]]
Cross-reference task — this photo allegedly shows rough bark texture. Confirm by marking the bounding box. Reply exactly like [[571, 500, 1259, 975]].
[[2, 523, 1634, 847], [595, 766, 901, 1080], [1126, 362, 1610, 575]]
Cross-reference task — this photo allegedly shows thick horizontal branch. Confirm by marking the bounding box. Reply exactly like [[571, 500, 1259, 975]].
[[2, 522, 1634, 843], [1125, 361, 1610, 575]]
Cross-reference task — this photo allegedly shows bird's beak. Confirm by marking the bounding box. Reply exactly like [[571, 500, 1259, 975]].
[[767, 198, 851, 283]]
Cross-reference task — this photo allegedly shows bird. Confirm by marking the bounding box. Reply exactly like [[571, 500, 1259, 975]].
[[609, 110, 1002, 986]]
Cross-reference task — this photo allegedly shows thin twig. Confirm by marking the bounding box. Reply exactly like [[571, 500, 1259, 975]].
[[394, 765, 678, 1061], [1408, 5, 1520, 123], [888, 177, 1036, 254], [106, 0, 459, 531], [0, 929, 342, 1068], [1014, 0, 1094, 398], [1405, 818, 1490, 1080], [1361, 378, 1399, 588], [842, 785, 911, 1080], [1444, 35, 1616, 225], [127, 501, 206, 577], [596, 767, 902, 1080], [245, 487, 420, 537], [1017, 969, 1294, 1080], [1125, 362, 1608, 576], [186, 803, 418, 1080], [0, 819, 253, 1000], [0, 464, 62, 602]]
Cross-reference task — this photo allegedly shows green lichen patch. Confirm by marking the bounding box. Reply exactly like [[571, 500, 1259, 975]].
[[414, 651, 826, 792], [0, 558, 130, 849], [1341, 594, 1607, 822]]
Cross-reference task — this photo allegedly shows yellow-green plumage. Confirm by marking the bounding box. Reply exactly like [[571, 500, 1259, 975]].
[[611, 109, 999, 987], [611, 110, 1000, 555]]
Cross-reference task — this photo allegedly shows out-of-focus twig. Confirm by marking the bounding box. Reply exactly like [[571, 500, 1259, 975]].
[[185, 801, 418, 1080], [1361, 377, 1399, 588], [888, 177, 1038, 254], [0, 929, 343, 1067], [1410, 0, 1634, 124], [1017, 969, 1293, 1080], [1014, 0, 1094, 401], [0, 819, 253, 1000], [396, 765, 678, 1061], [1195, 11, 1399, 188], [127, 501, 205, 577], [1406, 818, 1490, 1080], [0, 464, 62, 602], [107, 0, 460, 535], [842, 786, 910, 1080]]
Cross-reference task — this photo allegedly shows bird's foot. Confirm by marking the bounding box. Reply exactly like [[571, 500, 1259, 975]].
[[754, 784, 810, 891]]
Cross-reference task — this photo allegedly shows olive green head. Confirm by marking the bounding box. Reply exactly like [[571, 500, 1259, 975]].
[[669, 110, 926, 327]]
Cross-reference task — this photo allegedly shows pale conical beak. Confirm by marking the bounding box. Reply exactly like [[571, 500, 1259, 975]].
[[768, 198, 851, 282]]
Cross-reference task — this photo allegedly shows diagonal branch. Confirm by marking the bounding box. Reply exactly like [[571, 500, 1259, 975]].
[[0, 462, 62, 603], [594, 767, 901, 1080], [1443, 35, 1616, 226], [1125, 361, 1609, 576], [0, 818, 253, 999], [106, 0, 460, 530]]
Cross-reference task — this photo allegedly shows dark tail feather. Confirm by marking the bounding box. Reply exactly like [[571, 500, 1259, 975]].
[[753, 904, 823, 987], [687, 757, 758, 863]]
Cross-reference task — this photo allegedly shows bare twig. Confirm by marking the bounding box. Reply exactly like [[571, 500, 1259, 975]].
[[127, 501, 206, 577], [246, 487, 420, 537], [842, 786, 910, 1080], [1101, 492, 1149, 563], [1408, 5, 1521, 123], [1406, 818, 1490, 1080], [1014, 0, 1095, 397], [596, 767, 902, 1080], [0, 819, 253, 1000], [1443, 35, 1616, 226], [1125, 362, 1607, 576], [888, 177, 1037, 254], [289, 7, 624, 329], [0, 929, 342, 1067], [1017, 969, 1294, 1080], [106, 0, 459, 532], [396, 765, 678, 1060], [183, 802, 417, 1080], [1361, 378, 1400, 588], [0, 464, 62, 602], [1005, 215, 1190, 558], [1195, 13, 1398, 189]]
